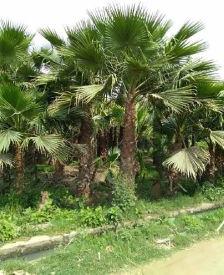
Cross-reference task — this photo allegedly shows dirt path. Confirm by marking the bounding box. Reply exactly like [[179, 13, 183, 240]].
[[117, 237, 224, 275]]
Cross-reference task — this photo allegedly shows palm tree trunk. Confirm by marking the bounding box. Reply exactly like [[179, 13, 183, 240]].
[[152, 113, 163, 177], [15, 144, 24, 192], [97, 131, 108, 160], [53, 159, 64, 184], [120, 94, 137, 184], [207, 143, 217, 180], [167, 136, 182, 194], [77, 110, 95, 200]]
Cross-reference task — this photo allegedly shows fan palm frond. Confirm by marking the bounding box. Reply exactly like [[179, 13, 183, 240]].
[[0, 84, 42, 122], [149, 86, 195, 113], [74, 75, 116, 104], [163, 146, 210, 178], [0, 153, 13, 169], [0, 129, 22, 153], [210, 131, 224, 149], [174, 21, 204, 41], [75, 84, 104, 104], [22, 134, 69, 162], [40, 28, 65, 48], [0, 20, 32, 66], [166, 21, 206, 61], [196, 78, 224, 98], [101, 4, 150, 51]]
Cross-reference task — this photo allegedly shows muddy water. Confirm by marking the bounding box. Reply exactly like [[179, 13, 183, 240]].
[[118, 237, 224, 275]]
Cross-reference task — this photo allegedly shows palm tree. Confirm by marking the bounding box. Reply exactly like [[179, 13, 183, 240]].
[[163, 78, 224, 183], [0, 83, 68, 192], [40, 5, 214, 188], [83, 5, 208, 184], [0, 21, 34, 84]]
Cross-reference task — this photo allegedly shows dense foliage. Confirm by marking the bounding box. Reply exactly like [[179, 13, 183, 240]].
[[1, 4, 224, 234]]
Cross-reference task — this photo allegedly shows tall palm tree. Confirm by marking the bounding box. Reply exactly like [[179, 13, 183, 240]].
[[40, 5, 215, 188], [75, 5, 209, 184]]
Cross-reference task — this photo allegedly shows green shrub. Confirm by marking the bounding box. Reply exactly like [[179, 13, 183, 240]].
[[51, 187, 85, 209], [106, 206, 123, 224], [180, 215, 204, 233], [78, 206, 107, 227], [106, 170, 136, 211], [202, 183, 224, 201], [0, 216, 18, 242], [21, 196, 57, 225], [36, 164, 54, 173]]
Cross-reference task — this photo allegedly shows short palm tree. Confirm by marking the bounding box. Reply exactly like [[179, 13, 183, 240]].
[[0, 84, 68, 191], [163, 79, 224, 181]]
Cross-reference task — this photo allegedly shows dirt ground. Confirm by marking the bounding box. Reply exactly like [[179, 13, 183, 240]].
[[117, 237, 224, 275]]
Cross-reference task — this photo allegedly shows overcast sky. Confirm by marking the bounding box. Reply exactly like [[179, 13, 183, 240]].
[[1, 0, 224, 76]]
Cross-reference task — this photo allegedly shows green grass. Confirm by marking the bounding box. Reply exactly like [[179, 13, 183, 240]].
[[0, 189, 221, 244], [133, 192, 207, 215], [1, 207, 224, 274]]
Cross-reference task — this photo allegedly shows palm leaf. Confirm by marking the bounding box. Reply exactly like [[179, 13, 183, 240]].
[[174, 21, 204, 41], [95, 4, 151, 51], [149, 86, 195, 113], [40, 28, 65, 47], [196, 79, 224, 98], [163, 146, 210, 178], [0, 129, 22, 152], [75, 85, 104, 104], [22, 134, 69, 162], [210, 131, 224, 149], [0, 84, 42, 121], [74, 75, 116, 104], [0, 153, 13, 169], [166, 40, 207, 60], [0, 21, 32, 66], [64, 22, 104, 73]]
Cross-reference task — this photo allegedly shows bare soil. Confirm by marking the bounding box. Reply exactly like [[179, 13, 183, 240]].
[[117, 237, 224, 275]]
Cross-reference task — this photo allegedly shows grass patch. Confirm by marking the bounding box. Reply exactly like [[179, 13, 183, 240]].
[[0, 188, 221, 244], [1, 207, 224, 274]]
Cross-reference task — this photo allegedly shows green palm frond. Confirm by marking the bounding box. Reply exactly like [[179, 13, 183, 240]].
[[74, 75, 116, 104], [0, 129, 22, 152], [145, 12, 172, 41], [0, 21, 32, 66], [48, 92, 76, 117], [166, 40, 207, 61], [163, 146, 210, 178], [75, 84, 104, 104], [210, 131, 224, 149], [22, 134, 69, 162], [36, 72, 58, 85], [196, 79, 224, 98], [166, 22, 206, 61], [48, 93, 85, 120], [173, 60, 217, 86], [93, 4, 151, 51], [174, 21, 204, 41], [64, 22, 104, 73], [0, 84, 42, 122], [40, 28, 65, 48], [149, 86, 195, 113]]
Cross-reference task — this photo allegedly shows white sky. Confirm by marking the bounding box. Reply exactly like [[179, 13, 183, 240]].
[[1, 0, 224, 77]]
